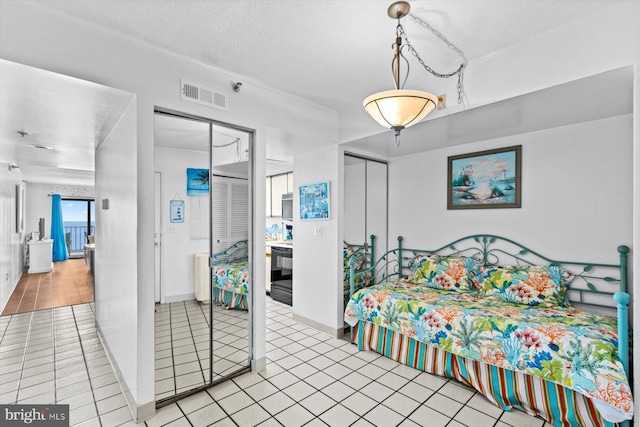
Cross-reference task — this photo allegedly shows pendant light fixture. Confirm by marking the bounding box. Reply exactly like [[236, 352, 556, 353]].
[[363, 1, 467, 147]]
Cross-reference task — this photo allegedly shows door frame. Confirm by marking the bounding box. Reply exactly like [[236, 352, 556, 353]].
[[154, 171, 162, 304]]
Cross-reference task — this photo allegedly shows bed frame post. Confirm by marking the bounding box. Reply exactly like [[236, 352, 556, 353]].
[[614, 246, 630, 379], [397, 236, 404, 279], [370, 235, 376, 286], [349, 254, 357, 339]]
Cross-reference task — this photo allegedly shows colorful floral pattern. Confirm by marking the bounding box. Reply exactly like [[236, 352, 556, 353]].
[[344, 281, 632, 415], [213, 261, 249, 295], [344, 247, 371, 307], [406, 255, 481, 292], [475, 265, 573, 307]]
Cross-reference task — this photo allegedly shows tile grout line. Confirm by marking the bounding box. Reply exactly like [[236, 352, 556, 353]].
[[13, 311, 35, 403], [184, 301, 207, 389], [70, 304, 103, 427]]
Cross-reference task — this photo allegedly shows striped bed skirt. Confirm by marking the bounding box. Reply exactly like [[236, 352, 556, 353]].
[[352, 321, 613, 427], [212, 288, 248, 310]]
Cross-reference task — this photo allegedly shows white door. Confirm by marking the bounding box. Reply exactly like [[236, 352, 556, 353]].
[[154, 172, 162, 303]]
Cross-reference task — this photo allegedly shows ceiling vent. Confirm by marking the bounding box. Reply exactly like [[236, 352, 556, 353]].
[[181, 79, 228, 111]]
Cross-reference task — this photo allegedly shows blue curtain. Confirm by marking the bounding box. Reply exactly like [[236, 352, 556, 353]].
[[51, 194, 68, 262]]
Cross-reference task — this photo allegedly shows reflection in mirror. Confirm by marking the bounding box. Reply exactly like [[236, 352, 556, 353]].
[[154, 113, 211, 401], [210, 125, 251, 381], [343, 153, 388, 281], [153, 111, 252, 404]]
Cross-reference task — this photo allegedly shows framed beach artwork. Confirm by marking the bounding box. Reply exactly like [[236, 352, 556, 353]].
[[299, 181, 330, 220], [447, 145, 522, 209], [186, 168, 210, 196]]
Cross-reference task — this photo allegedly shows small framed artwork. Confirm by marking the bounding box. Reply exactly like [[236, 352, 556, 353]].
[[170, 199, 185, 223], [447, 145, 522, 209], [299, 181, 330, 220], [187, 168, 209, 196]]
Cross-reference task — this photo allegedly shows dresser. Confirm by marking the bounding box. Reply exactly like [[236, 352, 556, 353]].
[[28, 239, 53, 274]]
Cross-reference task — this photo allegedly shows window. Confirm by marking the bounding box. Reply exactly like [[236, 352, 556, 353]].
[[61, 199, 95, 257]]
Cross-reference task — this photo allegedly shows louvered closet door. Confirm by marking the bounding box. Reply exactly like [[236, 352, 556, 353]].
[[211, 177, 229, 254], [211, 176, 248, 254], [230, 180, 249, 244]]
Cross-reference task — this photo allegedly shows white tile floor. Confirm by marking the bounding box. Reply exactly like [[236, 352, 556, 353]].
[[155, 301, 249, 400], [0, 298, 552, 427]]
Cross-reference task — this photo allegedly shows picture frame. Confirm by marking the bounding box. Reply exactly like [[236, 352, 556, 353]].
[[447, 145, 522, 209], [299, 181, 330, 220], [186, 168, 209, 196], [170, 200, 185, 223]]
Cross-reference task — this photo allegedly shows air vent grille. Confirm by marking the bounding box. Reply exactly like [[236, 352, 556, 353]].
[[180, 79, 228, 111]]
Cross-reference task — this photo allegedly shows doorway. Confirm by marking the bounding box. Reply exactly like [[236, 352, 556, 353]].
[[61, 198, 95, 258]]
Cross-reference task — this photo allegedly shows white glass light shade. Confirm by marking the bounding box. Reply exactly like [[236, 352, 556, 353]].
[[363, 89, 438, 130]]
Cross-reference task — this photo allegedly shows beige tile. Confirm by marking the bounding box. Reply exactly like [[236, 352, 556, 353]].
[[187, 402, 227, 427], [230, 403, 271, 427]]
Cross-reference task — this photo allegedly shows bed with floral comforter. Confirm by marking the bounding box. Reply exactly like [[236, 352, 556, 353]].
[[212, 261, 249, 310], [344, 237, 633, 427]]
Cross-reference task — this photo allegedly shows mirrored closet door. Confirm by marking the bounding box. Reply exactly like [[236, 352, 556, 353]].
[[153, 110, 253, 405], [344, 154, 388, 255]]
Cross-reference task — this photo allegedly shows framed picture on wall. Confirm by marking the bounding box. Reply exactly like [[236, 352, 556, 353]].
[[170, 199, 185, 223], [447, 145, 522, 209], [299, 181, 330, 220], [186, 168, 210, 196]]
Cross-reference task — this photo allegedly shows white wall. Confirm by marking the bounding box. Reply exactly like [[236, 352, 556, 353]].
[[293, 145, 342, 334], [0, 1, 338, 416], [155, 146, 209, 302], [25, 183, 50, 239], [24, 183, 96, 239], [389, 114, 633, 263], [0, 163, 24, 313], [94, 98, 139, 415]]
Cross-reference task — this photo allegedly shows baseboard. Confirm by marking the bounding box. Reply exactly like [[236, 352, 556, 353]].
[[251, 357, 266, 372], [96, 324, 155, 423], [292, 313, 344, 338], [164, 293, 196, 303]]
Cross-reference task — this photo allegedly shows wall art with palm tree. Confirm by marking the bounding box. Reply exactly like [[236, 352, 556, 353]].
[[187, 168, 210, 196]]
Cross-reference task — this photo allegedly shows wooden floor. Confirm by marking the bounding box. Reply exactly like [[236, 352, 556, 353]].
[[1, 258, 94, 316]]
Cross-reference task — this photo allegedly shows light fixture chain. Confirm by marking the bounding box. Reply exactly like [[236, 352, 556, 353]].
[[398, 14, 468, 104], [410, 14, 468, 65]]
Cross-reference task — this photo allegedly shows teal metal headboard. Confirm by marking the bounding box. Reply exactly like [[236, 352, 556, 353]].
[[394, 235, 628, 311], [212, 240, 248, 265]]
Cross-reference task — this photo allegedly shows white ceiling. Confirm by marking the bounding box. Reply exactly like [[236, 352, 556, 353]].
[[31, 0, 622, 112], [1, 1, 629, 185], [0, 59, 134, 185]]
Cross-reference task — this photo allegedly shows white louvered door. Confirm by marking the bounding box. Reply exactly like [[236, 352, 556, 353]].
[[211, 176, 248, 254]]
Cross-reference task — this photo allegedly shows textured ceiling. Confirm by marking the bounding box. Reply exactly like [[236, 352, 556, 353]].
[[0, 59, 134, 185], [31, 0, 622, 112]]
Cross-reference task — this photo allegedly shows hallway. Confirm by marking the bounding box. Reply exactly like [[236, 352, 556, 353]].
[[1, 259, 93, 316]]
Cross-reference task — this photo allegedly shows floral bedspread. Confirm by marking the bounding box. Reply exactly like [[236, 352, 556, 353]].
[[345, 281, 633, 418], [213, 261, 249, 295]]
